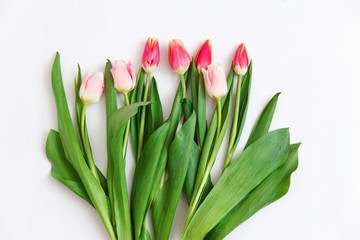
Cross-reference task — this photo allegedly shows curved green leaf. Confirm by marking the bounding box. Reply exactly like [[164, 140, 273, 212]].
[[152, 112, 196, 240], [51, 53, 115, 239], [131, 121, 171, 240], [104, 60, 118, 225], [46, 129, 92, 205], [130, 68, 145, 159], [206, 143, 300, 240], [182, 128, 290, 240], [245, 92, 280, 148], [145, 77, 163, 142]]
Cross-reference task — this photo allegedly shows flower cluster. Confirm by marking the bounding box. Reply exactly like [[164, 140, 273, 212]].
[[46, 38, 298, 240]]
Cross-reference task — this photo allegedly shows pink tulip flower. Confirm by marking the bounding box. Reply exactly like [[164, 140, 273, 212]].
[[111, 60, 136, 94], [142, 37, 160, 73], [195, 39, 212, 71], [168, 39, 191, 75], [79, 71, 104, 104], [202, 64, 228, 99], [233, 43, 249, 75]]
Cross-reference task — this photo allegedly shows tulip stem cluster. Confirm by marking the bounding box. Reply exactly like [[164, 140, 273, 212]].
[[123, 92, 130, 159], [80, 104, 99, 181], [224, 73, 243, 170], [137, 72, 151, 161]]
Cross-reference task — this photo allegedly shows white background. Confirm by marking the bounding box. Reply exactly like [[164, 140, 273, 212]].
[[0, 0, 359, 239]]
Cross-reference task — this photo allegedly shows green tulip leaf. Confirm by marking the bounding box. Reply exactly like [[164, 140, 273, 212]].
[[46, 129, 92, 205], [205, 143, 300, 240], [182, 128, 290, 240], [50, 53, 115, 239], [131, 121, 171, 240], [245, 92, 280, 148], [152, 112, 197, 240]]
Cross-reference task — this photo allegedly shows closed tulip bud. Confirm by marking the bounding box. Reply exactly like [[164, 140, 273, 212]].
[[195, 39, 212, 71], [168, 39, 191, 75], [202, 64, 228, 99], [111, 60, 136, 94], [79, 71, 104, 104], [142, 37, 160, 73], [233, 43, 249, 75]]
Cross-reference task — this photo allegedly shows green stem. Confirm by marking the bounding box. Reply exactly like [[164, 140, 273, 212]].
[[223, 74, 242, 171], [216, 99, 221, 141], [80, 104, 99, 181], [180, 73, 186, 99], [137, 72, 151, 161], [123, 92, 130, 159]]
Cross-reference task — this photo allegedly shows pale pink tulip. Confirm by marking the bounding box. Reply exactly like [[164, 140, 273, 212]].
[[142, 37, 160, 73], [233, 43, 249, 75], [79, 71, 104, 104], [195, 39, 212, 71], [202, 64, 228, 99], [111, 60, 136, 94], [168, 39, 191, 75]]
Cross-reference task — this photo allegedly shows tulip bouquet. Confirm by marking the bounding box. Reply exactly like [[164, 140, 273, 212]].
[[46, 37, 300, 240]]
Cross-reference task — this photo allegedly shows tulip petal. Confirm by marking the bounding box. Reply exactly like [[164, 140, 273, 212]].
[[142, 37, 160, 73], [168, 39, 191, 75], [195, 39, 212, 70]]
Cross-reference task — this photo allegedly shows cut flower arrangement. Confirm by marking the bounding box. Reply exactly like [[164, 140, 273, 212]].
[[46, 37, 300, 240]]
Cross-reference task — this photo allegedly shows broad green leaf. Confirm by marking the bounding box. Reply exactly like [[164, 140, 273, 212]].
[[50, 53, 115, 240], [184, 141, 201, 203], [131, 121, 171, 240], [109, 102, 150, 136], [205, 143, 300, 240], [46, 129, 108, 205], [182, 98, 193, 123], [144, 77, 163, 143], [149, 77, 163, 130], [183, 140, 213, 205], [187, 59, 200, 144], [130, 68, 145, 159], [189, 59, 198, 117], [182, 129, 290, 240], [104, 60, 118, 226], [197, 72, 207, 148], [46, 129, 92, 205], [152, 112, 197, 240], [111, 125, 132, 239], [245, 92, 280, 148]]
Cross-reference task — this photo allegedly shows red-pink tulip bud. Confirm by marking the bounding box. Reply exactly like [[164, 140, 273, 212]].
[[142, 37, 160, 73], [233, 43, 249, 75], [202, 64, 228, 99], [79, 71, 104, 104], [168, 39, 191, 75], [195, 39, 212, 71], [111, 60, 136, 94]]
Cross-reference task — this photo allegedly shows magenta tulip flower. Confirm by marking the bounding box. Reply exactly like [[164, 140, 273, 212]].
[[233, 43, 249, 75], [142, 37, 160, 73], [168, 39, 191, 75], [195, 39, 212, 71]]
